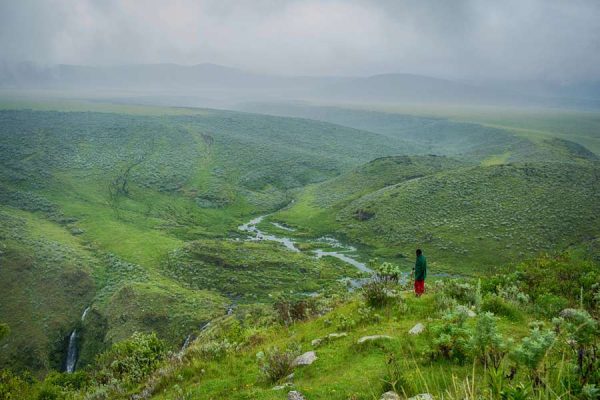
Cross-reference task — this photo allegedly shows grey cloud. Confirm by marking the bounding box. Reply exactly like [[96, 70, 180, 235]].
[[0, 0, 599, 81]]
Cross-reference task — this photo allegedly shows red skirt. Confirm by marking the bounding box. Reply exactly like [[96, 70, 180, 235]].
[[414, 279, 425, 295]]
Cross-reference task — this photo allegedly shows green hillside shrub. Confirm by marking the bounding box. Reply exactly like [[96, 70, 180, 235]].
[[430, 307, 473, 364], [256, 342, 301, 383], [481, 294, 522, 320], [510, 323, 556, 382], [471, 312, 507, 369], [94, 332, 166, 385]]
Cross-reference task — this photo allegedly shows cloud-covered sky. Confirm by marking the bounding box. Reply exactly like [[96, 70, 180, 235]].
[[1, 0, 599, 81]]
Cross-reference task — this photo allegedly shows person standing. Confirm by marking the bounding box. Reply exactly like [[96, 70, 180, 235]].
[[413, 249, 427, 296]]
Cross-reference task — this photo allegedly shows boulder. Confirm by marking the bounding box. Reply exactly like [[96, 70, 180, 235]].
[[288, 390, 306, 400], [467, 310, 477, 318], [312, 332, 347, 347], [380, 391, 401, 400], [328, 332, 347, 339], [311, 338, 323, 347], [408, 323, 425, 335], [357, 335, 393, 344], [272, 383, 294, 391], [409, 394, 434, 400], [292, 351, 317, 367]]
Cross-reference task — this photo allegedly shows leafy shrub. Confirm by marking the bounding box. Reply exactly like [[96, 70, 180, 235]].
[[0, 323, 9, 341], [430, 307, 473, 364], [94, 332, 166, 385], [256, 343, 301, 383], [442, 280, 477, 306], [511, 323, 556, 381], [374, 262, 402, 283], [273, 297, 317, 325], [471, 312, 507, 369], [482, 294, 522, 320], [357, 305, 383, 325], [534, 294, 569, 317], [554, 309, 599, 385], [0, 370, 34, 400], [186, 339, 236, 361], [362, 281, 390, 308], [382, 353, 410, 395]]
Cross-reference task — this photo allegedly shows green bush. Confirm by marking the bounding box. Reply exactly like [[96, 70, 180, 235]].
[[482, 294, 522, 320], [511, 323, 556, 380], [257, 343, 301, 383], [442, 280, 477, 306], [430, 307, 473, 364], [94, 332, 166, 385], [534, 294, 569, 317], [471, 312, 507, 369], [0, 323, 9, 341], [362, 280, 391, 308]]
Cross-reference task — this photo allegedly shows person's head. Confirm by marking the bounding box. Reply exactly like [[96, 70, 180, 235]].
[[416, 249, 422, 256]]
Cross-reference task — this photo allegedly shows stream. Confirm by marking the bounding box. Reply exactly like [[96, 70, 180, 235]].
[[238, 215, 372, 274]]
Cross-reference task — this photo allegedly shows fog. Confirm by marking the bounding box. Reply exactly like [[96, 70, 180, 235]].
[[1, 0, 599, 82]]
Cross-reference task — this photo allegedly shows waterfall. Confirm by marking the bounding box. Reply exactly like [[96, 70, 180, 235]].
[[181, 334, 192, 351], [65, 330, 78, 373], [65, 306, 90, 373], [81, 306, 90, 321]]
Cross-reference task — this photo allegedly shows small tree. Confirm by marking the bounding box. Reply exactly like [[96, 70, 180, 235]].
[[511, 323, 556, 384], [0, 323, 9, 341], [471, 312, 506, 370]]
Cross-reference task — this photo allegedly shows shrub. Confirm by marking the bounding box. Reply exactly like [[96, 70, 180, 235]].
[[442, 280, 477, 306], [534, 294, 569, 317], [554, 309, 599, 385], [186, 339, 236, 361], [511, 323, 556, 381], [382, 353, 410, 395], [430, 307, 473, 364], [375, 262, 402, 283], [0, 323, 9, 341], [94, 332, 166, 385], [362, 280, 391, 308], [482, 294, 522, 320], [273, 297, 317, 325], [471, 312, 507, 369], [257, 343, 301, 383]]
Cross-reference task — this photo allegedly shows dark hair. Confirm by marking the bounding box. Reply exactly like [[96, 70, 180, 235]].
[[416, 249, 422, 256]]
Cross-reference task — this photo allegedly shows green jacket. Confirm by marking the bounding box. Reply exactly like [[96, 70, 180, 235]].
[[414, 255, 427, 281]]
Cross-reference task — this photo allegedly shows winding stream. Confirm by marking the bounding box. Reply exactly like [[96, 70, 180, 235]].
[[238, 215, 372, 273]]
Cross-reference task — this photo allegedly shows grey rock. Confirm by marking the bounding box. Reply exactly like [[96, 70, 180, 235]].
[[272, 383, 293, 391], [328, 332, 347, 339], [311, 338, 323, 347], [408, 323, 425, 335], [292, 351, 317, 367], [357, 335, 393, 344], [467, 310, 477, 318], [380, 391, 401, 400], [409, 394, 434, 400], [288, 390, 306, 400]]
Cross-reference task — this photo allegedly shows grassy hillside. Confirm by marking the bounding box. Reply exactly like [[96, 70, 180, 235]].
[[0, 106, 410, 374], [273, 160, 600, 273], [4, 253, 598, 399]]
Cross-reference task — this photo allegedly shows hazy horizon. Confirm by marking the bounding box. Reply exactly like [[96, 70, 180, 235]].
[[1, 0, 600, 83]]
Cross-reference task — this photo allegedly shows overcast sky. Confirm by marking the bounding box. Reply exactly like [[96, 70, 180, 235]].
[[1, 0, 599, 81]]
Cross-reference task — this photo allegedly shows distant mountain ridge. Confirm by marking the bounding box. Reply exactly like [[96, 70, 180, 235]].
[[1, 61, 599, 109]]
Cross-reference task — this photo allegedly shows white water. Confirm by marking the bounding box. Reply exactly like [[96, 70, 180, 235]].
[[65, 330, 78, 373], [181, 334, 192, 351], [81, 306, 90, 321], [238, 215, 372, 273], [238, 215, 299, 252]]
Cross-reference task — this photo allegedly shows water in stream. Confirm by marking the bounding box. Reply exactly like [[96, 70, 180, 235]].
[[238, 215, 372, 274], [65, 330, 78, 373]]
